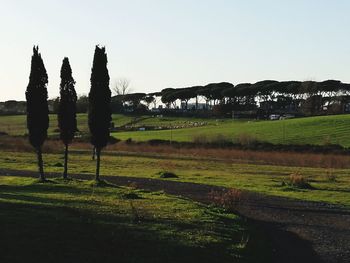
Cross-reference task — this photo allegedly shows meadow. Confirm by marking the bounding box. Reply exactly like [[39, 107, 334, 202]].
[[0, 176, 271, 263], [1, 150, 349, 207], [1, 113, 350, 147], [1, 113, 350, 262]]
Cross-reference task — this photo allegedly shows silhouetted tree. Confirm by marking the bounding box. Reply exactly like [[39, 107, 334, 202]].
[[25, 46, 49, 181], [143, 95, 155, 109], [88, 46, 112, 181], [58, 57, 77, 179]]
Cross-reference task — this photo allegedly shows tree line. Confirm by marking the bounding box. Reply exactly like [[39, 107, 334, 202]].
[[26, 46, 111, 182], [113, 80, 350, 117]]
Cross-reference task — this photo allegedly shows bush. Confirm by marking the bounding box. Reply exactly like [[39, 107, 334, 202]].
[[209, 189, 243, 210], [158, 171, 178, 178], [283, 172, 312, 189], [53, 162, 63, 167]]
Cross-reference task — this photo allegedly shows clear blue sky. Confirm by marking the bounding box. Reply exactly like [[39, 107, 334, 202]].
[[0, 0, 349, 101]]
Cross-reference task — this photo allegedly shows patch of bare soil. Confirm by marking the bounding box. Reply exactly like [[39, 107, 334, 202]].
[[1, 168, 349, 263]]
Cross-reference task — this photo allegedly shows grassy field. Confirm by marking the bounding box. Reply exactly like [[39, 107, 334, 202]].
[[0, 176, 270, 263], [113, 114, 350, 147], [1, 150, 349, 207], [1, 113, 350, 147], [0, 114, 136, 136]]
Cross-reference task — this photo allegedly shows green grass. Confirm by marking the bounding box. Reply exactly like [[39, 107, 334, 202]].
[[0, 114, 135, 136], [0, 176, 269, 263], [113, 114, 350, 147], [1, 151, 349, 207], [2, 113, 350, 147]]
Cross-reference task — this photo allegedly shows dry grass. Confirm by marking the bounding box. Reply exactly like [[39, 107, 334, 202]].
[[107, 142, 350, 169], [283, 172, 312, 189], [325, 169, 337, 182], [2, 135, 350, 169], [209, 189, 244, 210]]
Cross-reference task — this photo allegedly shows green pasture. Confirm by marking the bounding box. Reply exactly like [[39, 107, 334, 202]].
[[0, 176, 269, 262], [1, 151, 349, 207], [1, 113, 350, 147], [113, 114, 350, 147]]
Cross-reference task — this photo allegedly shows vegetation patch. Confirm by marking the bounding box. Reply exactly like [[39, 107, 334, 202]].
[[159, 171, 178, 178], [0, 176, 270, 263], [121, 191, 143, 199], [282, 172, 313, 190], [52, 162, 64, 167]]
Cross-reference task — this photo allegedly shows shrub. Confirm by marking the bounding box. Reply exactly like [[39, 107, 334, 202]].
[[283, 172, 312, 189], [209, 189, 243, 210], [122, 192, 142, 200], [159, 171, 178, 178]]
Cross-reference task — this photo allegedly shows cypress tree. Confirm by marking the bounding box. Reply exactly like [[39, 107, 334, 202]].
[[88, 46, 112, 181], [25, 46, 49, 181], [58, 57, 77, 179]]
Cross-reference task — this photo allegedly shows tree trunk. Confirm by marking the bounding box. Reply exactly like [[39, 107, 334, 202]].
[[63, 144, 68, 179], [36, 147, 45, 181], [95, 147, 101, 181], [92, 147, 96, 160]]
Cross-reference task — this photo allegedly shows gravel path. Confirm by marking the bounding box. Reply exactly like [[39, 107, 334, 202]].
[[1, 168, 349, 263]]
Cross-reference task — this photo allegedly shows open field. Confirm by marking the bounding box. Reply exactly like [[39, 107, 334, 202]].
[[113, 114, 350, 147], [1, 113, 350, 262], [0, 114, 137, 135], [2, 113, 350, 147], [0, 176, 269, 263], [1, 150, 349, 207]]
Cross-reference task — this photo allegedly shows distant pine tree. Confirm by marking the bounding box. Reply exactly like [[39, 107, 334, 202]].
[[58, 57, 77, 179], [88, 46, 112, 181], [25, 46, 49, 181]]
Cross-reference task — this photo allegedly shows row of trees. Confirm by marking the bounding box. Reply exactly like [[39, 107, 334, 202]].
[[26, 46, 111, 181], [112, 80, 350, 116]]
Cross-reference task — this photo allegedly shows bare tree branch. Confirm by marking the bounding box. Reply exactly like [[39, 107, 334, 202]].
[[113, 78, 131, 96]]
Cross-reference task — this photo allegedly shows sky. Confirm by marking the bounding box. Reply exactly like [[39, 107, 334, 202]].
[[0, 0, 350, 101]]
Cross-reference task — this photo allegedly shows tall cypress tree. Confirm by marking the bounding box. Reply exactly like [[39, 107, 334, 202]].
[[58, 57, 77, 179], [25, 46, 49, 181], [88, 46, 112, 181]]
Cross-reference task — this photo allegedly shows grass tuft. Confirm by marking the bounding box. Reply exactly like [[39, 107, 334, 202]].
[[158, 171, 178, 178], [282, 172, 313, 189]]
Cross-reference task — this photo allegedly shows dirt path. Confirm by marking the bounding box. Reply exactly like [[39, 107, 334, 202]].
[[1, 168, 349, 263]]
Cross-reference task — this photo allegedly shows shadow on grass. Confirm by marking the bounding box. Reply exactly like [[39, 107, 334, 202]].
[[0, 201, 263, 263], [0, 180, 275, 263]]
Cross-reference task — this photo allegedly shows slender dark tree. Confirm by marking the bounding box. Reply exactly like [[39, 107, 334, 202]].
[[25, 46, 49, 181], [88, 46, 112, 181], [58, 57, 77, 179]]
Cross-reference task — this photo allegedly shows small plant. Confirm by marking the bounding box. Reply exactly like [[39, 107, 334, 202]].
[[209, 189, 243, 210], [283, 172, 312, 189], [128, 182, 139, 189], [122, 192, 142, 200], [158, 171, 178, 178], [325, 169, 337, 182], [129, 201, 143, 223], [53, 162, 64, 167]]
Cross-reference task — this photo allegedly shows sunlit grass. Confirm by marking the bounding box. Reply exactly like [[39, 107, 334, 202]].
[[0, 150, 349, 206]]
